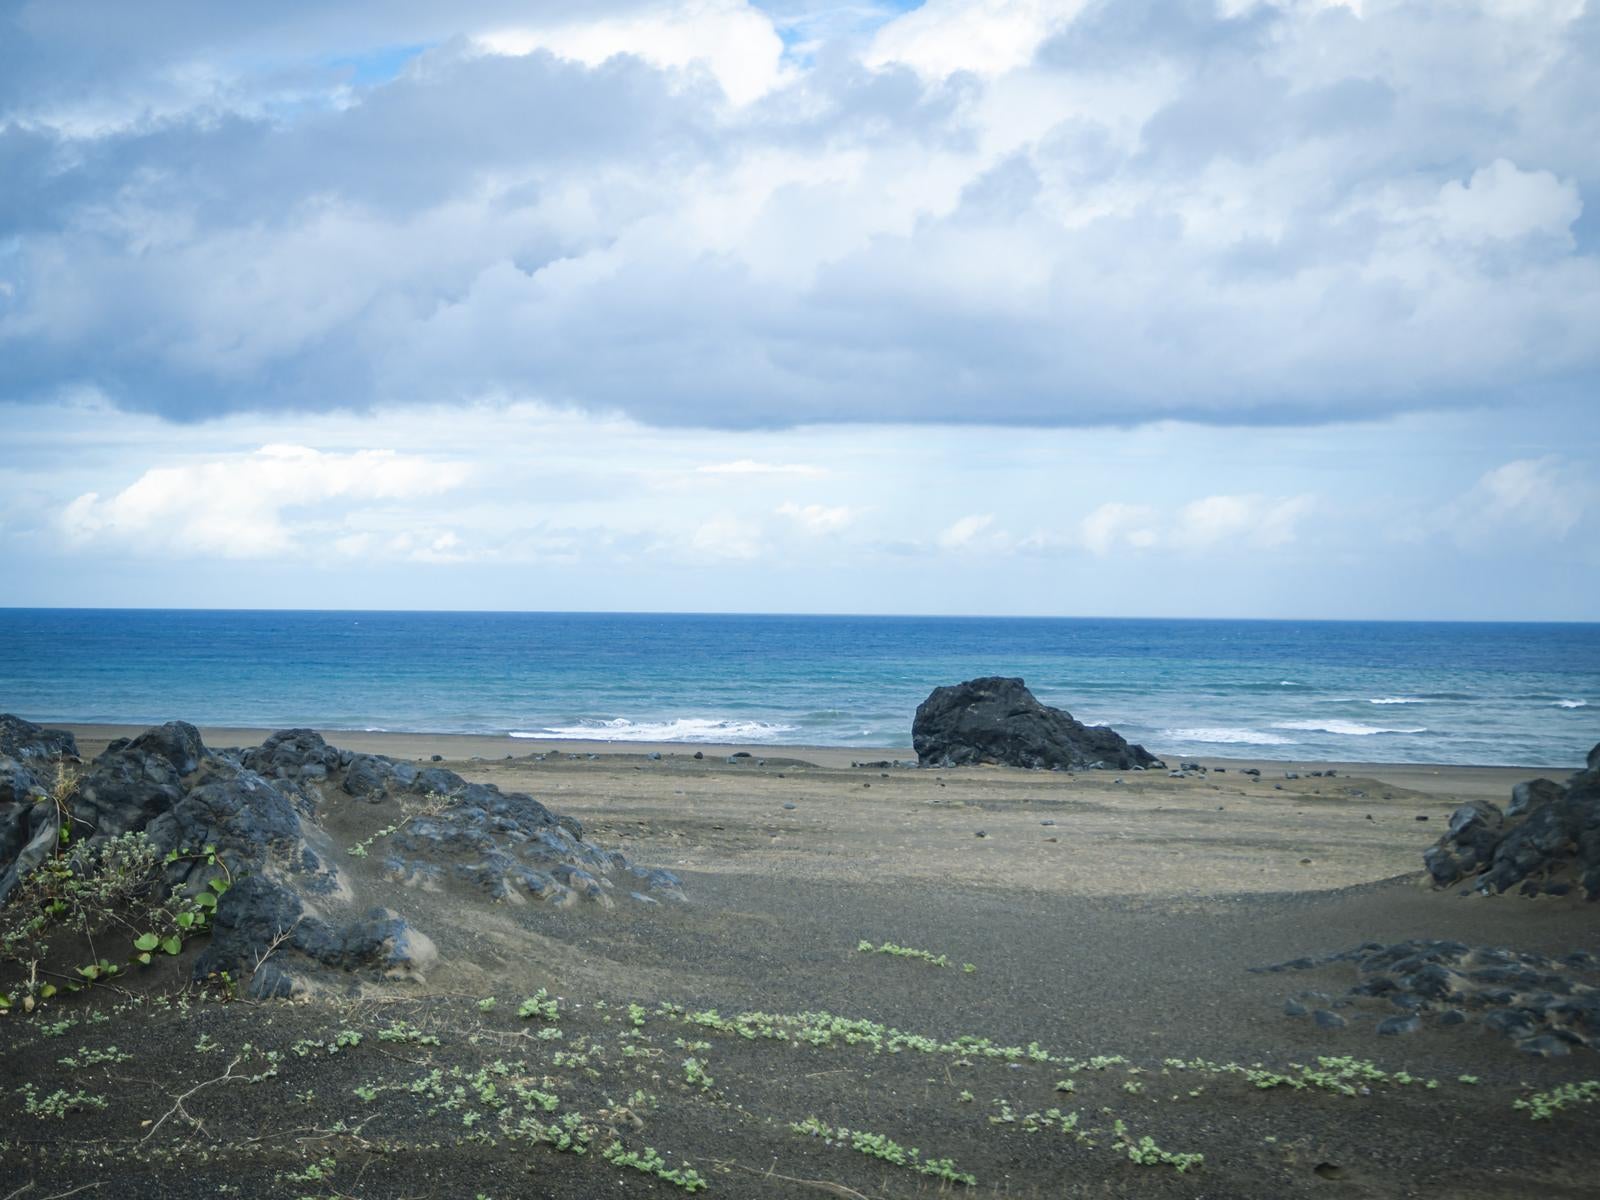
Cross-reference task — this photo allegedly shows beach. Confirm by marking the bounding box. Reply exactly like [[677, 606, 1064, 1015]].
[[4, 721, 1596, 1197]]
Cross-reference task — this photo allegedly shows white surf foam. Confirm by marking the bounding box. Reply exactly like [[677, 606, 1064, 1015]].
[[1164, 727, 1297, 746], [1368, 697, 1425, 705], [1273, 719, 1426, 737], [1554, 699, 1588, 709], [510, 717, 799, 743]]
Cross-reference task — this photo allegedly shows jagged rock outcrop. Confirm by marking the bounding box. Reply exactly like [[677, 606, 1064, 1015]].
[[1257, 939, 1600, 1056], [0, 715, 682, 998], [913, 677, 1162, 771], [1424, 744, 1600, 899]]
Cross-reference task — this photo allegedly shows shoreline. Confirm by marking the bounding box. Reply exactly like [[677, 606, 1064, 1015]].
[[52, 721, 1577, 798]]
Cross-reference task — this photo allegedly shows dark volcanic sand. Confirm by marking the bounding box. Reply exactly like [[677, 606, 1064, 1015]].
[[3, 744, 1598, 1198]]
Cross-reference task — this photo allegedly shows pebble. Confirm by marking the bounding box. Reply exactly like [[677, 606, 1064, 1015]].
[[975, 830, 987, 838], [1415, 815, 1429, 821], [1519, 1034, 1573, 1058], [693, 751, 704, 760], [1313, 1009, 1347, 1029], [782, 802, 796, 810], [430, 754, 443, 762], [1284, 998, 1308, 1017], [1041, 819, 1056, 826]]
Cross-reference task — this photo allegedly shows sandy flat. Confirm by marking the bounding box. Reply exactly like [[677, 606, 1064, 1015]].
[[8, 722, 1595, 1198]]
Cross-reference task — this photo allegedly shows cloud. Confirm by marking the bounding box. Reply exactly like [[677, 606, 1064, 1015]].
[[937, 512, 996, 550], [776, 500, 855, 533], [0, 2, 1596, 430], [59, 444, 470, 558], [475, 1, 787, 105], [689, 515, 763, 559], [697, 459, 828, 477], [1433, 159, 1584, 245], [1455, 457, 1586, 543], [1079, 502, 1157, 556], [866, 0, 1087, 78], [1172, 493, 1313, 551]]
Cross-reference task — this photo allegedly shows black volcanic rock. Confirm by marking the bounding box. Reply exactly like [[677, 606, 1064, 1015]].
[[912, 677, 1162, 771], [0, 714, 682, 997], [1424, 743, 1600, 899], [0, 714, 78, 763]]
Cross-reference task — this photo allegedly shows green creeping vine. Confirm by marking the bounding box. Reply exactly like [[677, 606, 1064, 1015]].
[[602, 1141, 708, 1191], [1515, 1080, 1600, 1120], [1111, 1120, 1204, 1173], [856, 939, 951, 967], [0, 830, 232, 1012], [791, 1116, 976, 1186]]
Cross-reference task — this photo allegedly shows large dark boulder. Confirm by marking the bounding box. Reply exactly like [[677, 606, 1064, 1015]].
[[1426, 744, 1600, 899], [0, 714, 78, 762], [0, 715, 81, 903], [912, 677, 1162, 771], [0, 717, 682, 997]]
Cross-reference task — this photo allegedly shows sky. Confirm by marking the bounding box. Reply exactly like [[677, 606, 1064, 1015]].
[[0, 0, 1596, 619]]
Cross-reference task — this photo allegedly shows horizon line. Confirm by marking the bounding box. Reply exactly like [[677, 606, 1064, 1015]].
[[0, 605, 1595, 626]]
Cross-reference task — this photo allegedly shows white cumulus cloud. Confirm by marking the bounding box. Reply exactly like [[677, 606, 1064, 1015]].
[[1080, 502, 1159, 556], [777, 500, 855, 533], [59, 444, 470, 558], [1434, 159, 1582, 244]]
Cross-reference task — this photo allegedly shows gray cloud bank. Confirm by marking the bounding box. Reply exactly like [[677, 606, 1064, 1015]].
[[1, 0, 1596, 428]]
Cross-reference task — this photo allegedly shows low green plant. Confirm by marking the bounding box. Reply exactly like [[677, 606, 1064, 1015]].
[[1514, 1080, 1600, 1120], [856, 939, 951, 967], [602, 1141, 707, 1191], [1111, 1120, 1203, 1173], [377, 1020, 440, 1046], [18, 1083, 109, 1120], [0, 822, 231, 1012], [791, 1117, 975, 1186], [518, 989, 560, 1022], [681, 1056, 713, 1090]]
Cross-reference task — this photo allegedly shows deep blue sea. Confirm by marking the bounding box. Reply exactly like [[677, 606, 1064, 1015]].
[[0, 610, 1595, 767]]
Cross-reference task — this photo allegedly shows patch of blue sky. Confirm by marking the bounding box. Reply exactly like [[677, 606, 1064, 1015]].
[[755, 1, 923, 55], [325, 43, 432, 87]]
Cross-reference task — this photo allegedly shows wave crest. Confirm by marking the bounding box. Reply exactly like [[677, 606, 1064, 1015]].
[[1273, 719, 1426, 737], [510, 717, 799, 743], [1164, 727, 1297, 746]]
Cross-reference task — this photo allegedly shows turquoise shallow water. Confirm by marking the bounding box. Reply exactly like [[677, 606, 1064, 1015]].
[[0, 609, 1595, 766]]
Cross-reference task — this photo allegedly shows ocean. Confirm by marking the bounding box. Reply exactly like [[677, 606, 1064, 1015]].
[[0, 609, 1594, 767]]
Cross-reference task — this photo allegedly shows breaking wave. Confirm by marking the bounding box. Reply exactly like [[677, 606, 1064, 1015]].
[[510, 717, 799, 743], [1164, 727, 1297, 746], [1273, 719, 1426, 737]]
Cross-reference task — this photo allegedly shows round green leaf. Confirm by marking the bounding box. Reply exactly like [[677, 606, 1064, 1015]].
[[161, 936, 183, 956], [134, 933, 160, 952]]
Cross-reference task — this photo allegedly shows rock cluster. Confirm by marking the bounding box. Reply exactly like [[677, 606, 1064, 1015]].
[[912, 677, 1161, 771], [1256, 939, 1600, 1056], [1423, 744, 1600, 899], [0, 716, 681, 998]]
